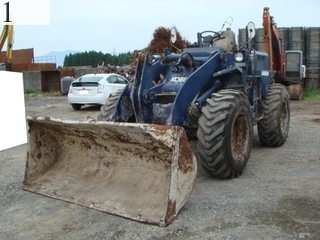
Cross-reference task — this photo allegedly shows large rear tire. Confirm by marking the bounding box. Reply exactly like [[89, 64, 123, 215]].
[[97, 90, 122, 121], [197, 90, 253, 179], [258, 84, 290, 147]]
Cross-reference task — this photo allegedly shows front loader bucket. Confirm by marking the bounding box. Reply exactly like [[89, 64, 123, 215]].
[[23, 116, 197, 226]]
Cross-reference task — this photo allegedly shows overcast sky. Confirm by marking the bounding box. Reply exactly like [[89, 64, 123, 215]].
[[10, 0, 320, 57]]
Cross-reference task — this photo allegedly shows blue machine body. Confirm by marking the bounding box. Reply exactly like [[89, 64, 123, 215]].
[[111, 29, 273, 129]]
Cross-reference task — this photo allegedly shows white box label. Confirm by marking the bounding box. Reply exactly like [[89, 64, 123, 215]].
[[0, 71, 27, 151]]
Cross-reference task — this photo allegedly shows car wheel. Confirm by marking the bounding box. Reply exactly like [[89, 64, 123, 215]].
[[72, 104, 82, 110]]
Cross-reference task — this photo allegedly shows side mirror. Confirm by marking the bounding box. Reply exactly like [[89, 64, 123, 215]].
[[170, 27, 177, 44], [246, 22, 256, 40]]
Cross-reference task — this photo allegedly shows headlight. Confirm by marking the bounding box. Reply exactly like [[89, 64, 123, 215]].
[[235, 52, 244, 62]]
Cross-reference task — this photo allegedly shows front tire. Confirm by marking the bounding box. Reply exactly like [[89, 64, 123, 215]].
[[258, 84, 290, 147], [97, 90, 122, 121], [197, 90, 253, 179]]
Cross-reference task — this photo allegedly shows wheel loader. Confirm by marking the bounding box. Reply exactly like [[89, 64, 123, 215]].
[[23, 22, 290, 226]]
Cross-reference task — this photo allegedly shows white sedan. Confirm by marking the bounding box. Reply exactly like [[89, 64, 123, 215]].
[[68, 73, 128, 110]]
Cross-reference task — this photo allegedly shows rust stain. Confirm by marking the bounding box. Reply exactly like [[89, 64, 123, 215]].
[[36, 140, 42, 149], [151, 124, 172, 135], [178, 131, 195, 174], [231, 113, 248, 159], [163, 200, 177, 226]]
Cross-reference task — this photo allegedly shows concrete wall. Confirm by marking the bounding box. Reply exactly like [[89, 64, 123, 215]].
[[23, 71, 41, 90], [22, 68, 99, 91], [74, 68, 98, 78]]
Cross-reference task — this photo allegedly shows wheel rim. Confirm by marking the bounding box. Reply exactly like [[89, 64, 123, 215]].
[[231, 113, 249, 160], [280, 101, 289, 133]]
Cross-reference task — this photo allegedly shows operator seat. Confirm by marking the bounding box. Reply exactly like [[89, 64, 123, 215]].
[[212, 28, 236, 52], [202, 35, 214, 47]]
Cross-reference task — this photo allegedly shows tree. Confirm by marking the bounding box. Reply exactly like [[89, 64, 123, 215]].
[[145, 26, 191, 54], [63, 51, 132, 67]]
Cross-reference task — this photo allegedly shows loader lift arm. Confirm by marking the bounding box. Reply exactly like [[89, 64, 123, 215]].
[[0, 24, 14, 71]]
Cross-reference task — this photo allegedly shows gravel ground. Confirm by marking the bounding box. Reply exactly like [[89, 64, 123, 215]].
[[0, 95, 319, 240]]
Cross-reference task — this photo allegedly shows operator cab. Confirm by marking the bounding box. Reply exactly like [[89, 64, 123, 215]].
[[199, 28, 237, 52]]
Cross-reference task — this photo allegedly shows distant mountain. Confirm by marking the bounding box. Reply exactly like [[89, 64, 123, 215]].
[[35, 50, 79, 67]]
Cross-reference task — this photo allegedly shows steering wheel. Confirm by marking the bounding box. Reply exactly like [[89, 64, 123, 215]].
[[200, 31, 222, 40]]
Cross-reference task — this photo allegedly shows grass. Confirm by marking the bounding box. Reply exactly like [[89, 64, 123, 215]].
[[24, 88, 62, 97], [303, 89, 320, 103]]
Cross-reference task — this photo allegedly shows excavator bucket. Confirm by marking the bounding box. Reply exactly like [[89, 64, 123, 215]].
[[287, 83, 303, 100], [22, 116, 197, 226]]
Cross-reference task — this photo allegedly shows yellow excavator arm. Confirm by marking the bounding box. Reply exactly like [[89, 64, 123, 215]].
[[0, 24, 14, 70]]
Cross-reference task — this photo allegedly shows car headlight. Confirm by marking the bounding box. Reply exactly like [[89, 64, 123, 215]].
[[235, 52, 244, 62]]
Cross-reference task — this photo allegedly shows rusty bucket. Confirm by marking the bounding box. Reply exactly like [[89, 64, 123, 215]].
[[23, 116, 197, 226]]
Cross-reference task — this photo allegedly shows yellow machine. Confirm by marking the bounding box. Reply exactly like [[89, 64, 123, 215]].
[[0, 24, 14, 71]]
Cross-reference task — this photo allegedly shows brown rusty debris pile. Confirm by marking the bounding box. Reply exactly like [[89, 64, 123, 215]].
[[99, 26, 194, 79]]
